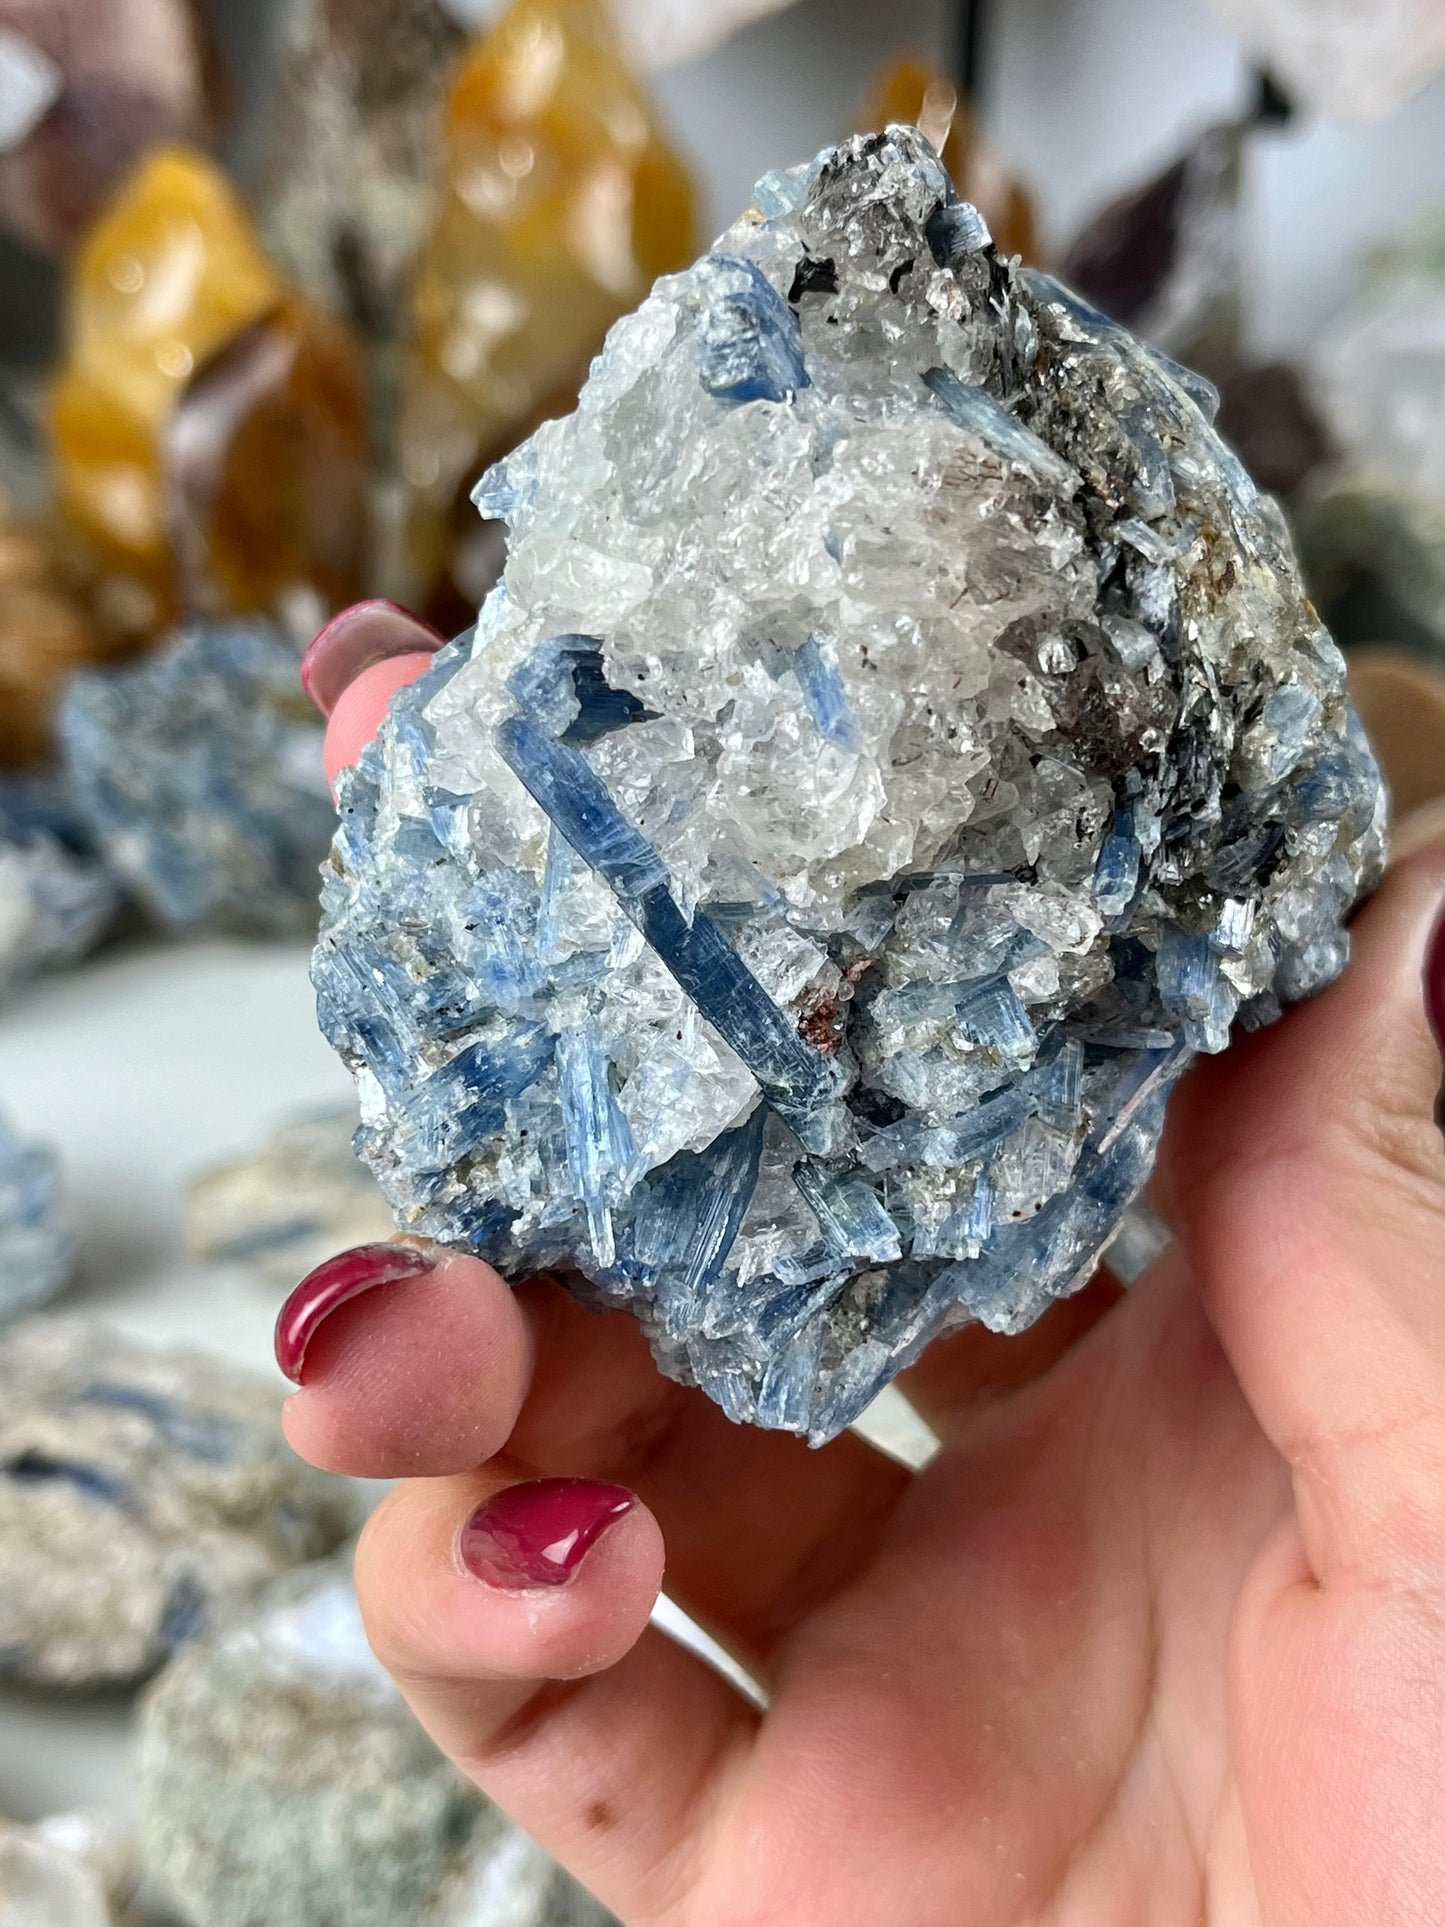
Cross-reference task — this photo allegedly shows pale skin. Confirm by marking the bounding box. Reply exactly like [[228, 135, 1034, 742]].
[[286, 626, 1445, 1927]]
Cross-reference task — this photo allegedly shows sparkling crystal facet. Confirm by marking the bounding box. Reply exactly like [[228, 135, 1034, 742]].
[[316, 130, 1385, 1443]]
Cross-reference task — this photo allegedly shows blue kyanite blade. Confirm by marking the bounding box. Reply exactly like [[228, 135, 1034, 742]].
[[696, 255, 810, 403], [795, 635, 859, 751]]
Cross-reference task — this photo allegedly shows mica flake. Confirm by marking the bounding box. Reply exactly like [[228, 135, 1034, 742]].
[[315, 130, 1385, 1444]]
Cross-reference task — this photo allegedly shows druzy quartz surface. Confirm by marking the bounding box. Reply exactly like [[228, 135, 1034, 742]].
[[315, 130, 1386, 1443]]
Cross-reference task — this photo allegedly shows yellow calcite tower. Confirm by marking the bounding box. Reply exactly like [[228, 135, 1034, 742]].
[[397, 0, 697, 608]]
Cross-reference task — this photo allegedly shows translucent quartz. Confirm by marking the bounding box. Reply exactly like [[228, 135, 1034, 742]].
[[60, 621, 335, 936], [0, 1316, 357, 1685], [51, 147, 369, 637], [316, 129, 1384, 1443], [396, 0, 697, 605], [0, 0, 214, 254], [137, 1560, 618, 1927], [862, 59, 1038, 263]]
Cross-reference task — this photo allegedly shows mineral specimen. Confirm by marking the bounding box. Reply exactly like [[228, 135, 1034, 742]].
[[0, 512, 120, 769], [60, 620, 335, 936], [136, 1559, 618, 1927], [0, 775, 118, 1001], [51, 146, 369, 639], [395, 0, 697, 609], [314, 128, 1385, 1442], [0, 0, 215, 256], [1312, 259, 1445, 504], [0, 1315, 357, 1686], [188, 1108, 394, 1293], [0, 1111, 74, 1323], [1201, 0, 1445, 125]]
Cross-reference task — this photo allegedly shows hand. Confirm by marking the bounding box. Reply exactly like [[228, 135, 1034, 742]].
[[284, 603, 1445, 1925]]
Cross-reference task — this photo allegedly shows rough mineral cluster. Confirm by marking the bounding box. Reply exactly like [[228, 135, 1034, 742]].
[[0, 775, 117, 1002], [137, 1559, 618, 1927], [0, 1316, 357, 1684], [315, 129, 1385, 1442], [0, 1108, 75, 1323], [61, 620, 335, 935]]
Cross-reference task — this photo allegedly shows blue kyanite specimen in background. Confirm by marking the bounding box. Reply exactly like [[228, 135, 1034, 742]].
[[313, 128, 1386, 1443], [0, 774, 119, 1003], [60, 620, 335, 937], [0, 1111, 75, 1324]]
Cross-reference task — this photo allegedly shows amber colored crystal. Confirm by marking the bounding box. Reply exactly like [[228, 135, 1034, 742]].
[[395, 0, 697, 603], [50, 146, 371, 635], [863, 59, 1039, 263], [167, 293, 370, 624], [0, 511, 128, 767]]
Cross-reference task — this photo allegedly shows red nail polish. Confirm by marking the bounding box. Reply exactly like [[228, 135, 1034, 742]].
[[459, 1479, 637, 1591], [301, 600, 445, 717], [1428, 907, 1445, 1055], [274, 1243, 434, 1383]]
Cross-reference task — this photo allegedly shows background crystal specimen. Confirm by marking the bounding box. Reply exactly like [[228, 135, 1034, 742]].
[[396, 0, 697, 612], [0, 510, 121, 769], [187, 1108, 395, 1293], [0, 774, 118, 1001], [0, 1315, 358, 1686], [0, 1109, 75, 1324], [315, 128, 1385, 1443], [0, 0, 216, 256], [136, 1560, 618, 1927], [60, 620, 335, 937], [1201, 0, 1445, 125]]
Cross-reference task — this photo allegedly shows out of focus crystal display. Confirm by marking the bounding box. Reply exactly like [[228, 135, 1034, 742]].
[[314, 129, 1384, 1443], [862, 58, 1038, 262], [1201, 0, 1445, 125], [0, 1110, 74, 1323], [1311, 251, 1445, 503], [396, 0, 697, 609], [50, 146, 370, 640], [136, 1559, 618, 1927], [0, 511, 128, 769], [0, 1811, 136, 1927], [0, 0, 216, 256], [188, 1107, 394, 1293], [60, 620, 335, 936], [0, 775, 117, 1004], [0, 1315, 358, 1686]]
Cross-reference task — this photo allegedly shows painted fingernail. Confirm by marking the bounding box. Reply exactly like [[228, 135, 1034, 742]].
[[459, 1479, 638, 1591], [1428, 906, 1445, 1055], [300, 600, 444, 716], [275, 1243, 435, 1384]]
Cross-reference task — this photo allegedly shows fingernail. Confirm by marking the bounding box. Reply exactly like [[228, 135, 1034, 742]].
[[274, 1243, 435, 1384], [301, 600, 444, 716], [459, 1478, 638, 1591], [1428, 907, 1445, 1056]]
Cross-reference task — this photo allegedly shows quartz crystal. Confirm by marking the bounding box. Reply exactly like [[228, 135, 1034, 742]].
[[396, 0, 697, 608], [188, 1108, 395, 1293], [0, 1, 215, 256], [0, 1110, 74, 1323], [1201, 0, 1445, 125], [315, 129, 1385, 1443], [51, 147, 368, 639], [60, 620, 335, 936], [136, 1559, 618, 1927], [0, 775, 118, 1001], [0, 1315, 358, 1686], [862, 59, 1038, 263]]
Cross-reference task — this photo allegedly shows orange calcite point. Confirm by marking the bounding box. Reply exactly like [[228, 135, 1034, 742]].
[[397, 0, 697, 601], [864, 59, 1039, 264], [0, 514, 120, 767]]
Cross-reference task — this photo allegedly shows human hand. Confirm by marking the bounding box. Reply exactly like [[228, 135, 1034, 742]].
[[283, 602, 1445, 1925]]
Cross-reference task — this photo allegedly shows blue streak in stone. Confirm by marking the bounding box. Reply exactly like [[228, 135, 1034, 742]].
[[793, 1165, 902, 1263], [556, 1025, 636, 1267], [398, 1025, 555, 1170], [498, 717, 837, 1145], [696, 256, 809, 404], [509, 636, 655, 745], [922, 367, 1077, 488], [632, 1107, 766, 1337], [795, 636, 858, 751]]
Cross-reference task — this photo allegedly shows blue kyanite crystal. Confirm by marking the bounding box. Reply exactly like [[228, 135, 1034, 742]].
[[0, 774, 118, 1003], [313, 128, 1386, 1443], [59, 620, 334, 936], [0, 1111, 74, 1324]]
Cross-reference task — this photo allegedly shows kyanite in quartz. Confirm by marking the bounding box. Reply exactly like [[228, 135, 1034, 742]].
[[60, 620, 335, 936], [0, 1109, 74, 1322], [136, 1559, 618, 1927], [0, 775, 118, 1002], [314, 129, 1386, 1443], [0, 1316, 358, 1685]]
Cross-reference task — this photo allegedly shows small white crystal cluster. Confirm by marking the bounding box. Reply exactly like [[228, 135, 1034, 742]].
[[316, 130, 1383, 1441]]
